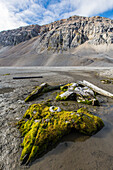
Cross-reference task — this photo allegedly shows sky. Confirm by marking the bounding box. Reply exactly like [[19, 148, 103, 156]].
[[0, 0, 113, 32]]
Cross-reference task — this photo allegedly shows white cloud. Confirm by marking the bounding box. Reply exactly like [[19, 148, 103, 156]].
[[0, 1, 28, 31], [74, 0, 113, 16], [48, 0, 113, 18], [0, 0, 113, 32]]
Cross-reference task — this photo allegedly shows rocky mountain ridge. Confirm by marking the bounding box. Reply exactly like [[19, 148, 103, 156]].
[[0, 25, 41, 46], [0, 15, 113, 52], [1, 15, 113, 66]]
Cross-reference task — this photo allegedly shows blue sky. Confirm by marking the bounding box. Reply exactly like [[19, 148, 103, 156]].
[[0, 0, 113, 31]]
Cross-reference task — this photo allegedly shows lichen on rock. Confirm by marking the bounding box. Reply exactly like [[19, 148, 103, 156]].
[[17, 103, 104, 164]]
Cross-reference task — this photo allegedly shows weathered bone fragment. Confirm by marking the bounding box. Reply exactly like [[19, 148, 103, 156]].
[[25, 83, 62, 102], [79, 80, 113, 98], [17, 104, 104, 164], [56, 82, 99, 105]]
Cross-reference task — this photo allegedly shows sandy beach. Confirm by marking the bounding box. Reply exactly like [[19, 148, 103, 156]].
[[0, 67, 113, 170]]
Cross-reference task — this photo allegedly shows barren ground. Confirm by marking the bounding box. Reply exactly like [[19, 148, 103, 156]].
[[0, 67, 113, 170]]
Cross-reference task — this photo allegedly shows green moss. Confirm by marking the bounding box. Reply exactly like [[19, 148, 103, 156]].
[[77, 99, 92, 105], [2, 73, 10, 76], [77, 108, 104, 134], [56, 91, 76, 101], [101, 79, 112, 84], [77, 97, 99, 106], [60, 83, 73, 91], [56, 91, 67, 101], [17, 103, 104, 164]]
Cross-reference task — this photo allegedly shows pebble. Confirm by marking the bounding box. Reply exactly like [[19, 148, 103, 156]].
[[33, 110, 37, 114], [45, 119, 50, 122], [34, 119, 40, 123], [49, 106, 61, 112], [76, 113, 80, 116], [17, 100, 24, 104], [65, 121, 70, 124]]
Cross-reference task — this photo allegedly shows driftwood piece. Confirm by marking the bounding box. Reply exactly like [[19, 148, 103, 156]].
[[13, 76, 43, 79], [79, 80, 113, 98]]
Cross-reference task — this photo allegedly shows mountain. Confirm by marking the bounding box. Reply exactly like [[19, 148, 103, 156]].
[[0, 15, 113, 66]]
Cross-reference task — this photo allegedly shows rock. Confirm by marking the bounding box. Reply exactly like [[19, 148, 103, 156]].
[[1, 15, 113, 50], [17, 103, 104, 164], [0, 25, 40, 46]]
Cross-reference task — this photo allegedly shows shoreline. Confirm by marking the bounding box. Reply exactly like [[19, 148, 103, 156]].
[[1, 67, 113, 170]]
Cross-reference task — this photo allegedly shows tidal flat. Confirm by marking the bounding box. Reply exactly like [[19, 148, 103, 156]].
[[0, 67, 113, 170]]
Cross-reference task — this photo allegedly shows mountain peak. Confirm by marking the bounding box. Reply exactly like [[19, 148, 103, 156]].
[[0, 15, 113, 66], [0, 15, 113, 48]]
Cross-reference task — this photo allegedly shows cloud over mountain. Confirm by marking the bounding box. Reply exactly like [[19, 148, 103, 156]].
[[1, 0, 113, 31]]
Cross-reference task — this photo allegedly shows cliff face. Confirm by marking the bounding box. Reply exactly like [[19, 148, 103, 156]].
[[0, 25, 41, 46], [1, 15, 113, 66], [39, 15, 113, 52], [0, 15, 113, 51]]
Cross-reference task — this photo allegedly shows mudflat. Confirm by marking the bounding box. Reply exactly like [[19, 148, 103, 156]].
[[0, 67, 113, 170]]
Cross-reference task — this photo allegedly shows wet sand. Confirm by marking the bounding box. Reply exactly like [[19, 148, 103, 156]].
[[0, 67, 113, 170]]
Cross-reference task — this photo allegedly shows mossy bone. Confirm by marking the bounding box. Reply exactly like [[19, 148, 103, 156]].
[[25, 83, 62, 102], [17, 104, 104, 164], [56, 82, 99, 105]]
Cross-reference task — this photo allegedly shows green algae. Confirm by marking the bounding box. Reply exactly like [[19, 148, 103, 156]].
[[17, 103, 104, 164], [60, 83, 73, 91], [2, 73, 10, 76]]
